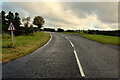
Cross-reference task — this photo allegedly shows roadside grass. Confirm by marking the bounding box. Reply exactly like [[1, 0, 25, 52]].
[[80, 34, 119, 45], [2, 32, 50, 63]]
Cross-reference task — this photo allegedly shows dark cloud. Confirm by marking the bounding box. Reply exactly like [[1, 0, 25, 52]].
[[64, 2, 118, 23], [2, 2, 35, 19]]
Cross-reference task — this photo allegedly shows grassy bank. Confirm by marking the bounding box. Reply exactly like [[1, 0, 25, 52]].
[[80, 34, 119, 45], [2, 32, 50, 63]]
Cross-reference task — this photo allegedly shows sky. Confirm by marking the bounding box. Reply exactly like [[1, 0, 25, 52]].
[[1, 2, 118, 30]]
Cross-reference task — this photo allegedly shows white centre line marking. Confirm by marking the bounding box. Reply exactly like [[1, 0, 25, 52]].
[[74, 50, 85, 77], [65, 36, 85, 77], [69, 40, 74, 48]]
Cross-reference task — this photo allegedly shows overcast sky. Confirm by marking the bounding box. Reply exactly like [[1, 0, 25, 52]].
[[1, 2, 118, 30]]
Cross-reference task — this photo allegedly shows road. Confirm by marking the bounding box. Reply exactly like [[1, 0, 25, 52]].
[[2, 32, 118, 78]]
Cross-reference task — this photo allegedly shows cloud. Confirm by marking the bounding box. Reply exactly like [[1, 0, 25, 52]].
[[2, 2, 118, 30], [64, 2, 118, 23]]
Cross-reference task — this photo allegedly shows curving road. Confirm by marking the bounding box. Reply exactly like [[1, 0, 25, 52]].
[[2, 32, 118, 78]]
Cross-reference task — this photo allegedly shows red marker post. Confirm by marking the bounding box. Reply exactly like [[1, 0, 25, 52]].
[[7, 22, 16, 45]]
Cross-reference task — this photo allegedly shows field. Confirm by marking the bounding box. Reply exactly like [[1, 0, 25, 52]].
[[2, 32, 50, 63], [80, 34, 119, 45], [62, 32, 119, 45]]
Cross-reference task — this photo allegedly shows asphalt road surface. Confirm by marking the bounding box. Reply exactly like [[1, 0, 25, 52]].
[[2, 32, 118, 78]]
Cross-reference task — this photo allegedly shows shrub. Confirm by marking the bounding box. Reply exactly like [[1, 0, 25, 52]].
[[43, 28, 55, 32], [2, 33, 11, 39], [57, 28, 64, 32], [2, 24, 8, 32]]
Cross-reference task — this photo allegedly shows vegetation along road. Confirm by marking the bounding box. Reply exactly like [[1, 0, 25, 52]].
[[2, 32, 50, 63]]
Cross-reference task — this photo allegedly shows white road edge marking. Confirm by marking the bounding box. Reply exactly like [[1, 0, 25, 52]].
[[65, 37, 85, 77], [29, 33, 52, 54], [39, 33, 52, 49], [43, 34, 52, 47]]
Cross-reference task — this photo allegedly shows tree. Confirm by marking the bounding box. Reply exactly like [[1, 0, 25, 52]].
[[14, 12, 21, 28], [57, 28, 64, 32], [22, 16, 30, 28], [22, 17, 34, 35], [6, 11, 14, 26], [1, 10, 7, 32], [0, 12, 1, 34], [1, 10, 6, 25], [24, 21, 29, 28], [33, 16, 45, 31], [30, 24, 33, 28]]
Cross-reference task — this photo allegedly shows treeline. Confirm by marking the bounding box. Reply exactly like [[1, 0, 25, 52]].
[[1, 10, 44, 36], [43, 28, 120, 36], [87, 30, 120, 36], [43, 28, 65, 32]]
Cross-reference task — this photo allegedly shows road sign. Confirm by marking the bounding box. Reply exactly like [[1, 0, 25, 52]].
[[8, 22, 16, 45], [8, 22, 16, 31]]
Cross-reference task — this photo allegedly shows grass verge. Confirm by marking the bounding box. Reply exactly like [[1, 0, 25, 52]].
[[2, 32, 50, 63], [80, 34, 119, 45]]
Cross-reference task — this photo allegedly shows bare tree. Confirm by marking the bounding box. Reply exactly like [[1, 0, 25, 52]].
[[22, 17, 30, 27]]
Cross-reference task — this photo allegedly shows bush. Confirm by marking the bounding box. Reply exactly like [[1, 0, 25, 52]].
[[13, 27, 38, 36], [57, 28, 64, 32], [2, 24, 8, 32], [2, 33, 11, 39], [65, 30, 74, 32], [24, 27, 33, 35], [43, 28, 55, 32]]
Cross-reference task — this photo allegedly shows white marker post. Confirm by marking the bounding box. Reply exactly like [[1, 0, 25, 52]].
[[8, 22, 16, 45], [11, 31, 13, 44]]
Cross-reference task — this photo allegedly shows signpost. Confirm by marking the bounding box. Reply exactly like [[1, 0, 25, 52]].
[[8, 22, 16, 45]]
